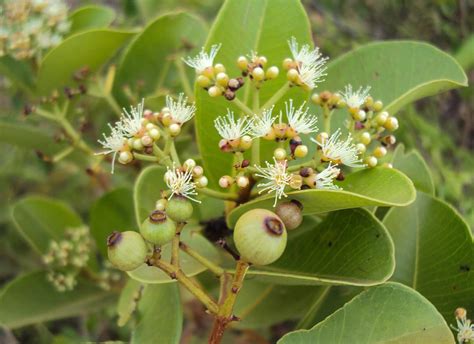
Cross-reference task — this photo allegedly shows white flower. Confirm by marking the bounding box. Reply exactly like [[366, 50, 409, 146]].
[[316, 163, 340, 190], [117, 99, 144, 137], [96, 124, 126, 173], [311, 128, 364, 167], [182, 44, 221, 73], [451, 315, 474, 344], [251, 107, 275, 138], [339, 84, 371, 108], [165, 165, 200, 203], [214, 110, 253, 141], [285, 99, 318, 134], [255, 158, 292, 207], [288, 37, 328, 89], [166, 93, 196, 124]]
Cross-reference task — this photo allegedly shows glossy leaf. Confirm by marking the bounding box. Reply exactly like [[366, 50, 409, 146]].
[[321, 41, 467, 115], [392, 144, 435, 195], [37, 29, 135, 94], [278, 282, 454, 343], [11, 196, 82, 254], [117, 279, 142, 327], [227, 167, 415, 228], [127, 227, 220, 284], [247, 208, 395, 286], [384, 192, 474, 321], [131, 284, 182, 343], [90, 188, 136, 256], [0, 56, 35, 92], [0, 271, 115, 329], [113, 12, 207, 104], [195, 0, 312, 187], [68, 5, 115, 35]]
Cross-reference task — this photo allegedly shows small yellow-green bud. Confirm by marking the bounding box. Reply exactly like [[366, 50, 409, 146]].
[[274, 147, 287, 160], [252, 67, 265, 81], [294, 145, 308, 158], [265, 66, 279, 80]]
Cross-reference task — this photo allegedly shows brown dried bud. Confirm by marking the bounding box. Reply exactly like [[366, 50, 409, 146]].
[[224, 89, 236, 101]]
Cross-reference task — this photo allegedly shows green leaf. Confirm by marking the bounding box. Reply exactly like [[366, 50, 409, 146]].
[[0, 121, 67, 155], [37, 29, 135, 94], [90, 188, 136, 256], [384, 192, 474, 321], [234, 281, 321, 329], [278, 282, 454, 344], [11, 196, 82, 254], [127, 226, 220, 284], [195, 0, 312, 187], [321, 41, 467, 115], [227, 167, 415, 228], [131, 283, 182, 344], [247, 208, 395, 286], [113, 12, 207, 104], [0, 271, 115, 329], [0, 55, 35, 92], [392, 144, 435, 195], [455, 34, 474, 70], [133, 165, 167, 227], [117, 279, 142, 327], [68, 6, 115, 35]]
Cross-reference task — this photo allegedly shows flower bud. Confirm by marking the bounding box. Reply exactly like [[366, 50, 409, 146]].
[[168, 123, 181, 137], [149, 128, 160, 140], [316, 132, 329, 144], [294, 145, 308, 158], [233, 209, 287, 265], [265, 66, 279, 80], [311, 93, 321, 105], [197, 75, 212, 88], [161, 112, 173, 126], [132, 138, 144, 151], [356, 143, 366, 154], [252, 67, 265, 81], [224, 89, 236, 101], [118, 151, 133, 164], [354, 109, 366, 121], [373, 100, 383, 111], [219, 175, 234, 188], [286, 69, 299, 82], [237, 56, 248, 70], [258, 56, 268, 66], [236, 175, 249, 188], [216, 72, 229, 87], [289, 174, 303, 189], [375, 111, 388, 126], [166, 196, 193, 223], [202, 66, 215, 79], [274, 147, 287, 160], [276, 200, 303, 230], [384, 117, 399, 131], [140, 210, 176, 245], [184, 159, 196, 169], [214, 63, 226, 74], [365, 156, 378, 168], [240, 135, 252, 150], [282, 58, 293, 70], [141, 135, 153, 147], [155, 198, 167, 211], [192, 165, 204, 177], [382, 162, 393, 168], [373, 146, 387, 158], [228, 78, 241, 90], [455, 308, 467, 320], [107, 231, 148, 271], [360, 132, 371, 145], [195, 176, 208, 188], [208, 86, 222, 97]]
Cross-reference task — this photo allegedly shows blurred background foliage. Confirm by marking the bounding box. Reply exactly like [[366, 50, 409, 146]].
[[0, 0, 472, 342]]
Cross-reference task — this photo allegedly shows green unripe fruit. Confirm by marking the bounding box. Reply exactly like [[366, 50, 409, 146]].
[[233, 209, 287, 265], [275, 200, 303, 230], [140, 210, 176, 245], [107, 231, 148, 271], [166, 196, 193, 223]]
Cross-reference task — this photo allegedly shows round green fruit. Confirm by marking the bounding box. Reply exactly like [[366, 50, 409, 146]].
[[275, 200, 303, 230], [166, 196, 193, 222], [140, 210, 176, 245], [107, 231, 148, 271], [233, 209, 287, 265]]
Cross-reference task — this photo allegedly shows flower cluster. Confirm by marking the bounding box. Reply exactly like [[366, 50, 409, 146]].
[[43, 226, 92, 292], [451, 308, 474, 344], [98, 94, 196, 172], [0, 0, 70, 60], [312, 86, 399, 168], [162, 159, 207, 203], [236, 51, 280, 88]]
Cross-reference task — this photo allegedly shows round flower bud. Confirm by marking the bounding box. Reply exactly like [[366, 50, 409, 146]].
[[197, 75, 212, 88], [168, 123, 181, 137], [107, 231, 148, 271], [289, 174, 303, 189], [273, 123, 288, 139], [294, 145, 308, 158], [219, 175, 234, 188], [166, 196, 193, 223], [237, 56, 248, 70], [265, 66, 279, 80], [118, 151, 133, 164], [233, 209, 287, 265], [224, 89, 236, 101], [455, 308, 467, 320], [373, 146, 387, 158], [282, 58, 293, 70], [364, 96, 374, 107], [240, 135, 252, 150], [375, 111, 389, 126], [311, 93, 321, 105], [274, 147, 287, 160], [252, 67, 265, 81], [148, 128, 161, 140], [145, 123, 155, 130], [184, 159, 196, 169], [316, 132, 329, 144], [276, 200, 303, 230], [214, 63, 226, 74], [155, 198, 167, 211], [365, 156, 378, 168], [373, 100, 383, 111], [360, 132, 371, 145], [354, 109, 366, 121], [236, 175, 249, 188], [132, 138, 144, 151], [258, 56, 268, 66], [383, 135, 397, 146], [227, 78, 241, 90], [286, 68, 299, 82], [140, 210, 176, 245], [382, 162, 393, 168], [216, 72, 229, 87], [208, 86, 222, 97], [141, 135, 153, 147], [195, 176, 208, 188], [384, 117, 399, 131], [192, 165, 204, 177], [161, 112, 173, 127], [356, 143, 366, 154]]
